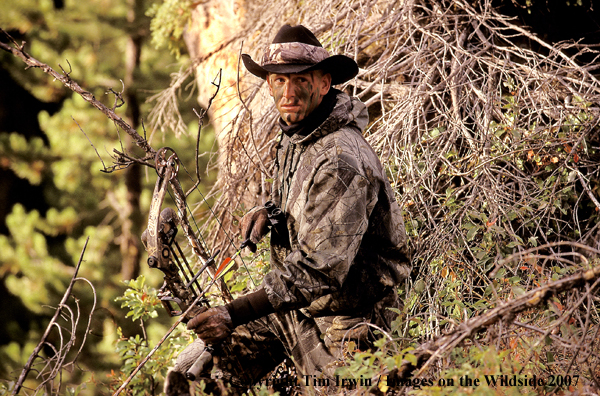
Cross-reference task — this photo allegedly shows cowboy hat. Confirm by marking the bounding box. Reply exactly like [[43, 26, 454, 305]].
[[242, 24, 359, 85]]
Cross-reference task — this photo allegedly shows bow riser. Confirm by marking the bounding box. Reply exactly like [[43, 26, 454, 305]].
[[145, 165, 172, 268]]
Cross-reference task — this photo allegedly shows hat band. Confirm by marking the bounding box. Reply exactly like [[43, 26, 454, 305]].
[[261, 42, 330, 67]]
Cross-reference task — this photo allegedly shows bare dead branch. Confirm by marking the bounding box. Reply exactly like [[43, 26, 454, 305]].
[[12, 238, 96, 396], [0, 28, 155, 156], [387, 258, 600, 384]]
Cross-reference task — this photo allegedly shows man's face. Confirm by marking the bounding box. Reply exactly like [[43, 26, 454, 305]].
[[267, 71, 332, 125]]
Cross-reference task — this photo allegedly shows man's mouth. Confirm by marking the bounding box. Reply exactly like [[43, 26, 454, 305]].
[[281, 101, 301, 110]]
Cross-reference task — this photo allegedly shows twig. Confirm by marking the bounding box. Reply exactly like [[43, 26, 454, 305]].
[[186, 69, 221, 198], [577, 170, 600, 212], [12, 238, 91, 396], [73, 117, 109, 172], [387, 262, 600, 382]]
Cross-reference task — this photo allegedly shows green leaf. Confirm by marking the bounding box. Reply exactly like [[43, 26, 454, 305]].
[[466, 226, 479, 241], [528, 236, 538, 247], [404, 352, 418, 366], [414, 279, 426, 294], [512, 286, 526, 296]]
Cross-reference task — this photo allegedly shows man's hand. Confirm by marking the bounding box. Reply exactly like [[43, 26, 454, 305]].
[[240, 206, 270, 252], [187, 306, 233, 344]]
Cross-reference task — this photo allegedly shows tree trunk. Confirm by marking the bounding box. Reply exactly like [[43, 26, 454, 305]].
[[183, 0, 279, 255], [119, 0, 146, 280]]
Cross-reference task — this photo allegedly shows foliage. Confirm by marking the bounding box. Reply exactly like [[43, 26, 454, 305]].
[[116, 275, 161, 322], [146, 0, 193, 57], [110, 275, 189, 394], [0, 0, 212, 393], [334, 338, 419, 392], [225, 238, 272, 295], [0, 134, 55, 185], [0, 204, 77, 311], [409, 346, 541, 396]]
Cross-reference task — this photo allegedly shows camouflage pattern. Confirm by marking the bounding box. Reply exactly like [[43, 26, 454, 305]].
[[262, 42, 330, 66], [206, 289, 401, 390], [201, 91, 410, 390], [264, 90, 411, 314]]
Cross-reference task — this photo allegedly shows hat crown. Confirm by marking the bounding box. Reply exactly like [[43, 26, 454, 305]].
[[272, 24, 323, 47], [261, 25, 330, 67], [241, 24, 359, 85]]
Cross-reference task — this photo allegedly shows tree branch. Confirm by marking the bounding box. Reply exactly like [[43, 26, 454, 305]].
[[0, 28, 155, 157], [387, 254, 600, 385]]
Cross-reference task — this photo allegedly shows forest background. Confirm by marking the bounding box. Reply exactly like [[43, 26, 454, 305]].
[[1, 0, 600, 395]]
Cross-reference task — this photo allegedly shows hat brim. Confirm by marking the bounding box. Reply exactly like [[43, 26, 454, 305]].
[[242, 53, 358, 85]]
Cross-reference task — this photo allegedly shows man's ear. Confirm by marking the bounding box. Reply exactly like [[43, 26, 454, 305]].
[[266, 74, 274, 97], [320, 72, 332, 96]]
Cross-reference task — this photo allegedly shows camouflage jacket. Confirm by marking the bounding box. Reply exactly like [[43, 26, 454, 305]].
[[263, 90, 411, 316]]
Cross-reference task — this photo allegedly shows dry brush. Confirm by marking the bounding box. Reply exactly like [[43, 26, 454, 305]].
[[171, 0, 600, 390]]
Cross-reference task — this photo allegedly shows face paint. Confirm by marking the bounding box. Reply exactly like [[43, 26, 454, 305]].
[[267, 71, 331, 125]]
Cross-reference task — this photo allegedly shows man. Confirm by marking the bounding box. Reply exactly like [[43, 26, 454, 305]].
[[178, 24, 410, 392]]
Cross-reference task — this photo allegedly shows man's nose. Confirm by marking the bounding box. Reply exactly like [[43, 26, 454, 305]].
[[283, 81, 295, 99]]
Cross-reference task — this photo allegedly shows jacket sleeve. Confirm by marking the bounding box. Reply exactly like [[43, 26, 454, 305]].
[[263, 149, 379, 311]]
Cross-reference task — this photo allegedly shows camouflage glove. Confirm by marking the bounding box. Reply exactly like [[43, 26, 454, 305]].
[[239, 206, 270, 252], [187, 306, 233, 344]]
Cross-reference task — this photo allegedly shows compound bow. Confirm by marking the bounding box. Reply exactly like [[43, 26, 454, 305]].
[[139, 146, 244, 382]]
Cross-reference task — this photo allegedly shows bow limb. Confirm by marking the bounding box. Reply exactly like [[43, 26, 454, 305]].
[[141, 148, 206, 319]]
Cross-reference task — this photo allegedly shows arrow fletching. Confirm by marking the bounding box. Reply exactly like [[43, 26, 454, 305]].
[[215, 256, 235, 279]]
